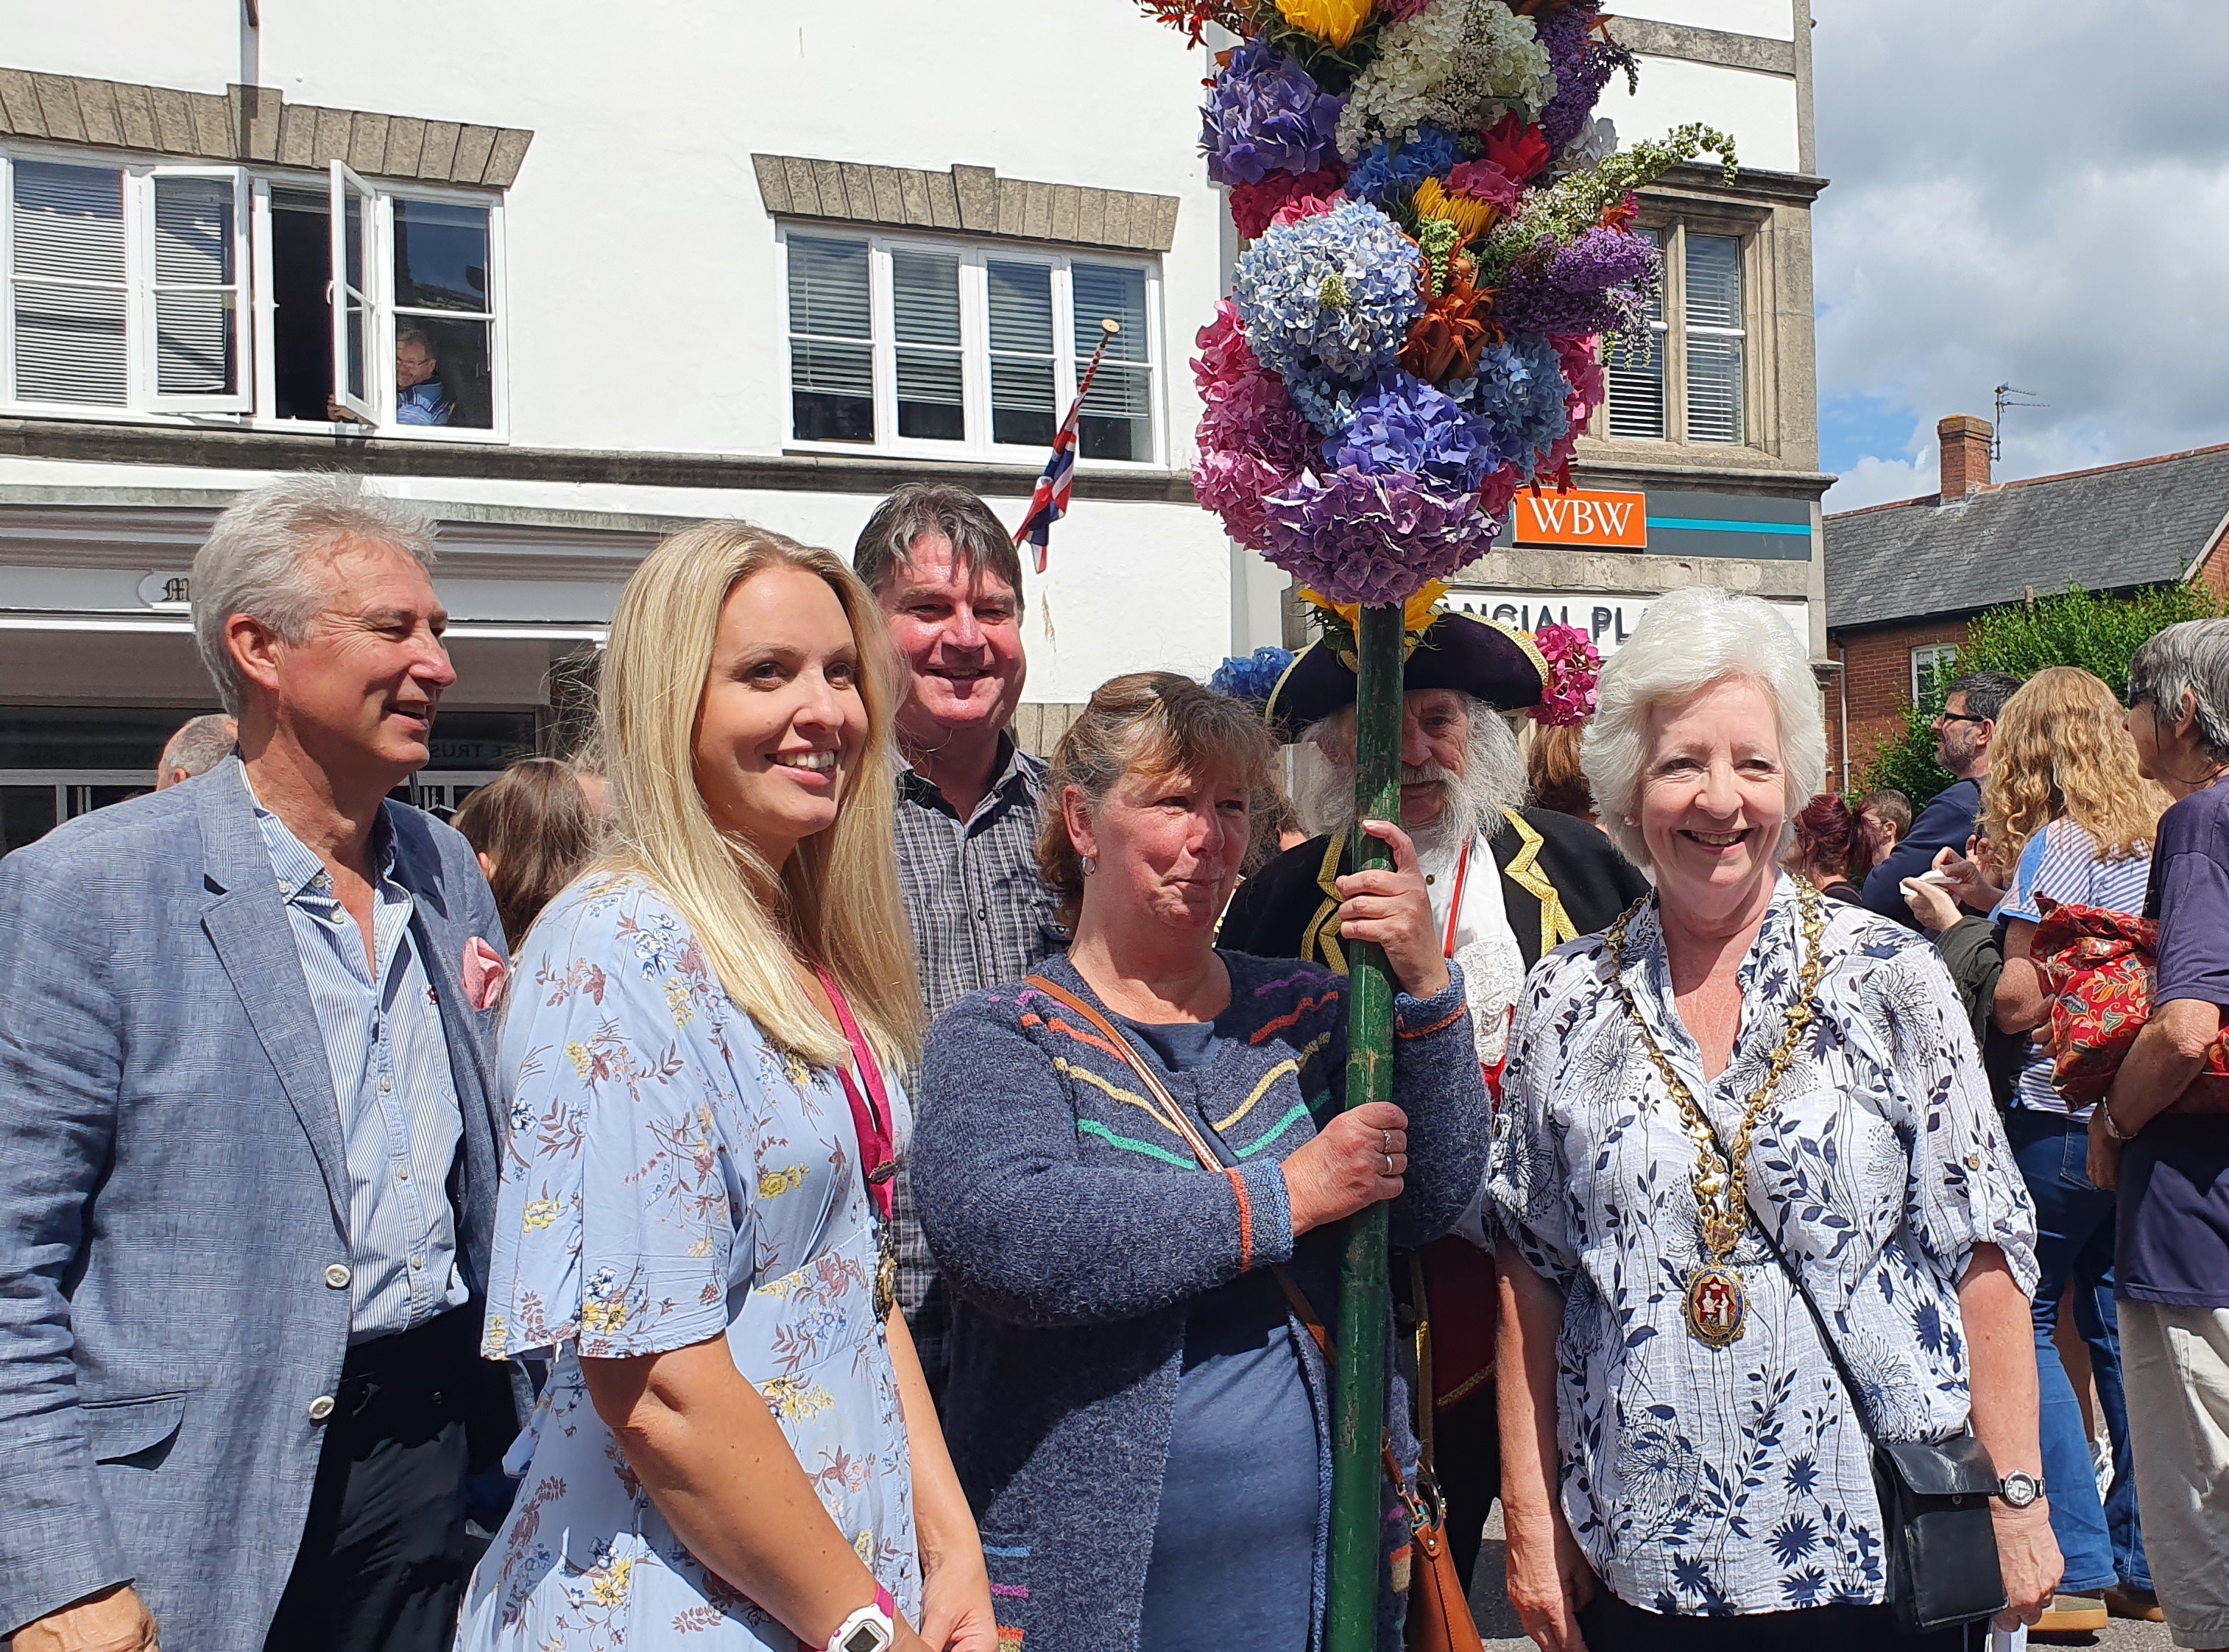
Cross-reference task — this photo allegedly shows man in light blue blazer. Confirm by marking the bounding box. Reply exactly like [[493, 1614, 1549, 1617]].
[[0, 476, 517, 1652]]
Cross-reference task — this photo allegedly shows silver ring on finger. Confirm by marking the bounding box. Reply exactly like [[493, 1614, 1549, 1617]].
[[1382, 1152, 1396, 1178], [1381, 1129, 1393, 1155]]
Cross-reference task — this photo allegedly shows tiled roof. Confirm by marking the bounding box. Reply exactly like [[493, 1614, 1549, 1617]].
[[1826, 442, 2229, 630]]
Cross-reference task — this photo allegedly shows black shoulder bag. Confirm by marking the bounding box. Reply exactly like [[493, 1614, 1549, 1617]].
[[1747, 1210, 2007, 1634]]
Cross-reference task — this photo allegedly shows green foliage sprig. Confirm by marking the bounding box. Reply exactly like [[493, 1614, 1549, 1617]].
[[1476, 122, 1739, 285]]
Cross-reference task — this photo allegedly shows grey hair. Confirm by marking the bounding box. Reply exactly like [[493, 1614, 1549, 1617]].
[[157, 713, 238, 781], [1581, 586, 1826, 869], [2128, 619, 2229, 762], [852, 481, 1025, 612], [191, 474, 438, 715], [1296, 692, 1530, 857]]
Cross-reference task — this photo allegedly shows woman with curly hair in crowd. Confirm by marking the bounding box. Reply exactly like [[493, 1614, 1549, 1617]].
[[1906, 665, 2171, 1629]]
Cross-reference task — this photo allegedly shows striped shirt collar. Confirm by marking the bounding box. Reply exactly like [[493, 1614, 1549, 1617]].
[[235, 761, 400, 906]]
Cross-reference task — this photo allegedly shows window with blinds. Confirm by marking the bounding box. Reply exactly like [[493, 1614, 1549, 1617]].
[[788, 236, 875, 443], [1684, 233, 1745, 445], [1605, 227, 1664, 441], [1, 154, 506, 427], [12, 160, 127, 405], [784, 231, 1159, 462]]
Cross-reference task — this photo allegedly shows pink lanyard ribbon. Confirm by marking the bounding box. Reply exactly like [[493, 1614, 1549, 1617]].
[[813, 966, 897, 1223]]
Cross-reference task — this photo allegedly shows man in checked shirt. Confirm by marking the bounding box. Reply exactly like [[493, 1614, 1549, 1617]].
[[855, 482, 1065, 1401]]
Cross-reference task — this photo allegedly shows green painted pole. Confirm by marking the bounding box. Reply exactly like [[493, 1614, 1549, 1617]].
[[1324, 601, 1405, 1652]]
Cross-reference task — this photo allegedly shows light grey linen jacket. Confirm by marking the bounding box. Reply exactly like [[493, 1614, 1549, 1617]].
[[0, 760, 509, 1646]]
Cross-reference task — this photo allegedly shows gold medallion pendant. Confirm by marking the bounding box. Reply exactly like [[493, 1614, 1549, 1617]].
[[1684, 1264, 1748, 1349]]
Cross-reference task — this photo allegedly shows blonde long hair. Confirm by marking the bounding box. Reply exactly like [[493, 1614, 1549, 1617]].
[[1980, 666, 2167, 866], [598, 521, 923, 1072]]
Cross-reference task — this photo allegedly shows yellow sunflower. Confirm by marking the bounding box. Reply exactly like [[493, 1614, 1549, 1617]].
[[1413, 177, 1500, 243], [1275, 0, 1372, 49]]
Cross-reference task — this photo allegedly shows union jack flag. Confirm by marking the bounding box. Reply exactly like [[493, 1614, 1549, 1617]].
[[1014, 320, 1119, 573]]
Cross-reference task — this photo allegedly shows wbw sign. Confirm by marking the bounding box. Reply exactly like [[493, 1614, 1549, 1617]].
[[1511, 488, 1647, 549]]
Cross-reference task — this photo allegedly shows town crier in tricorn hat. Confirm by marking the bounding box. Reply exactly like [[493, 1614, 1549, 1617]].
[[1219, 585, 1648, 1592]]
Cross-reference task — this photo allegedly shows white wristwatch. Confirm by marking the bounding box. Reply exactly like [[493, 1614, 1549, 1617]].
[[827, 1586, 897, 1652]]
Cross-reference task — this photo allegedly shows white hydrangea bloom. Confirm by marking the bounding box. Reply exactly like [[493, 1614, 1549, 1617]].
[[1335, 0, 1468, 160], [1561, 115, 1619, 169], [1420, 1, 1556, 133]]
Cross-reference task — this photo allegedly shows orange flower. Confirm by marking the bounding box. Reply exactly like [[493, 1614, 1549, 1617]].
[[1399, 256, 1497, 384]]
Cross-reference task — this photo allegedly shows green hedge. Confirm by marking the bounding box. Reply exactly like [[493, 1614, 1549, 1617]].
[[1859, 582, 2225, 803]]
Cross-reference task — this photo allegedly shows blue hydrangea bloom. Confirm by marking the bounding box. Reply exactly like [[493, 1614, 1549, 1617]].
[[1209, 646, 1296, 705], [1454, 333, 1572, 476], [1234, 201, 1426, 403], [1324, 373, 1493, 494], [1201, 40, 1345, 187], [1344, 126, 1461, 204]]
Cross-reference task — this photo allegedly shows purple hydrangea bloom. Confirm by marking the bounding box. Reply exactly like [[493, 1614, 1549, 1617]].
[[1345, 125, 1462, 204], [1201, 40, 1346, 187], [1492, 226, 1662, 339], [1261, 467, 1502, 606], [1458, 333, 1573, 477], [1209, 646, 1296, 705], [1538, 4, 1617, 153], [1324, 373, 1495, 494]]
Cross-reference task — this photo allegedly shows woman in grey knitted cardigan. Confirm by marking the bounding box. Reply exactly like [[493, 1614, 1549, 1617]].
[[911, 674, 1491, 1652]]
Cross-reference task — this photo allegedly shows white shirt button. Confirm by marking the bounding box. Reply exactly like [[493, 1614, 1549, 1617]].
[[308, 1394, 336, 1422], [410, 1254, 423, 1270], [324, 1263, 352, 1289], [397, 1165, 411, 1181], [379, 1077, 393, 1093]]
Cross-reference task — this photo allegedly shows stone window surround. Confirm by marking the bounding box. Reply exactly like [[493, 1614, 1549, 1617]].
[[752, 154, 1178, 255], [0, 66, 532, 187]]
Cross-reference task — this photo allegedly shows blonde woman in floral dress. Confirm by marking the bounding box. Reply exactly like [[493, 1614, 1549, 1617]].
[[454, 524, 995, 1652]]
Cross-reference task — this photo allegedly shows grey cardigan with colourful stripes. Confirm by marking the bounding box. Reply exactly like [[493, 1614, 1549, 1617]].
[[911, 948, 1490, 1652]]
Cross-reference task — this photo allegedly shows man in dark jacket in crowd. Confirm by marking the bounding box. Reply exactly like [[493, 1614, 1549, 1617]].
[[1862, 669, 2021, 925]]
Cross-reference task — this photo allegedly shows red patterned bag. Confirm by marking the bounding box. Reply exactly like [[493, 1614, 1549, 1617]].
[[2031, 897, 2229, 1112]]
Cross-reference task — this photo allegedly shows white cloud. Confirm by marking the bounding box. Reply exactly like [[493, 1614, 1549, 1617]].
[[1813, 1, 2229, 510]]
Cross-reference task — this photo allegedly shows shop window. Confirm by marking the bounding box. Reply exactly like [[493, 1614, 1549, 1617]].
[[3, 149, 499, 434], [784, 229, 1161, 464]]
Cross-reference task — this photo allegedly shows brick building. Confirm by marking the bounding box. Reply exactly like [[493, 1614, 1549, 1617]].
[[1823, 416, 2229, 788]]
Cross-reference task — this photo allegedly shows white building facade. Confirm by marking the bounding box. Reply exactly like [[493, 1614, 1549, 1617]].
[[0, 0, 1825, 850]]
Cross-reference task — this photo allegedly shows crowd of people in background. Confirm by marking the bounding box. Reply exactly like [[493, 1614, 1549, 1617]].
[[1, 474, 2226, 1652]]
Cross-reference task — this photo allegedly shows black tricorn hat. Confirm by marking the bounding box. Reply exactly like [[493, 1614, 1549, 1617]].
[[1263, 610, 1550, 743]]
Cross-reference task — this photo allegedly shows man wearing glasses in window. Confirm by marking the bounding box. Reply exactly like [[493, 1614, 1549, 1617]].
[[325, 331, 451, 428], [1862, 668, 2022, 924]]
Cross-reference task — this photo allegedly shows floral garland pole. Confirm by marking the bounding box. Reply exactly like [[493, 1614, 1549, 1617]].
[[1132, 1, 1730, 1643]]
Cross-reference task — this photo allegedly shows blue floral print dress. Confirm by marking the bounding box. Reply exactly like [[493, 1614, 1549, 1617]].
[[1486, 875, 2038, 1617], [455, 875, 920, 1651]]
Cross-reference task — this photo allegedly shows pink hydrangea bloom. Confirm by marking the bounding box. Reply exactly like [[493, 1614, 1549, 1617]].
[[1444, 159, 1524, 213], [1530, 621, 1601, 725], [1268, 188, 1348, 229]]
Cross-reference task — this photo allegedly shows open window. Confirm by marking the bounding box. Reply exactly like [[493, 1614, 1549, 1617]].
[[328, 160, 378, 423], [144, 166, 248, 411]]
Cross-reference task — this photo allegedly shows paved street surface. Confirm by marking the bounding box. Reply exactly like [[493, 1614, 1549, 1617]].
[[1468, 1506, 2175, 1651]]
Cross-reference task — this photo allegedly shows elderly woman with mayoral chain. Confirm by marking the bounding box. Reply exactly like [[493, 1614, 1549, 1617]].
[[911, 671, 1490, 1652], [1487, 587, 2058, 1651], [456, 524, 995, 1652]]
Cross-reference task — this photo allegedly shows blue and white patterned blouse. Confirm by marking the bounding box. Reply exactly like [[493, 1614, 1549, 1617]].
[[456, 874, 920, 1651], [1486, 875, 2037, 1617]]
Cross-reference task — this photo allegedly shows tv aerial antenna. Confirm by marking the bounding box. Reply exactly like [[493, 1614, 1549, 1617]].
[[1993, 383, 2046, 462]]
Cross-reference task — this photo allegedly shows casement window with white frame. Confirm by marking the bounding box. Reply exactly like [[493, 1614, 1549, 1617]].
[[1602, 223, 1747, 446], [784, 230, 1160, 465], [1911, 643, 1959, 709], [3, 147, 502, 435]]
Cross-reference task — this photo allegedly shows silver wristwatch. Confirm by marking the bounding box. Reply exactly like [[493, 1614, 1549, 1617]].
[[1997, 1470, 2045, 1508]]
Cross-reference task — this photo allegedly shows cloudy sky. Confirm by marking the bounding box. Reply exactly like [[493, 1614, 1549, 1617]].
[[1811, 1, 2229, 510]]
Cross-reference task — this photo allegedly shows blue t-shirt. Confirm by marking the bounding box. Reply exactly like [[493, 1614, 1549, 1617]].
[[2124, 779, 2229, 1307], [1996, 819, 2153, 1118], [1122, 1015, 1320, 1652]]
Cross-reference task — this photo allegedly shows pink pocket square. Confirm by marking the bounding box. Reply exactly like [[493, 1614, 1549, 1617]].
[[462, 936, 509, 1012]]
